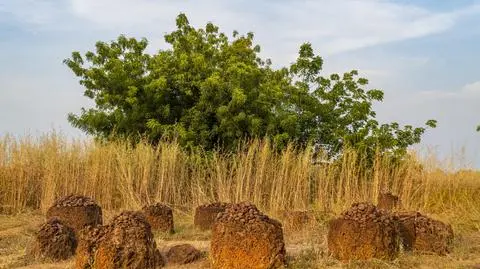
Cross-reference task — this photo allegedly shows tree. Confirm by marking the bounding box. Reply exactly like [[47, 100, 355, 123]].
[[64, 13, 436, 157]]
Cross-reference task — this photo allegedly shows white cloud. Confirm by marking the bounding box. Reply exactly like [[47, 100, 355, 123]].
[[67, 0, 250, 32], [272, 0, 458, 55], [69, 0, 180, 27], [0, 72, 91, 137], [59, 0, 479, 65], [373, 81, 480, 167], [419, 80, 480, 99], [0, 0, 64, 26], [462, 81, 480, 95], [3, 0, 479, 56]]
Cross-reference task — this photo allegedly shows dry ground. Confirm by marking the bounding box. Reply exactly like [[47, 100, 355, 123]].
[[0, 211, 479, 269]]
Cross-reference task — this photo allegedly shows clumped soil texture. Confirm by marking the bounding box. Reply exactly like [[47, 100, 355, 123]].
[[194, 202, 230, 230], [210, 202, 286, 269], [142, 203, 175, 234], [75, 211, 165, 269], [328, 202, 400, 261], [396, 211, 454, 255], [29, 217, 77, 261], [166, 244, 203, 265], [46, 194, 103, 233]]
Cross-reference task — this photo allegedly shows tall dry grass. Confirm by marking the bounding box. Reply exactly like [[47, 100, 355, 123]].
[[0, 132, 479, 230]]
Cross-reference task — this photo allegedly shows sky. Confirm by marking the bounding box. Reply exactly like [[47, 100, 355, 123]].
[[1, 0, 479, 167]]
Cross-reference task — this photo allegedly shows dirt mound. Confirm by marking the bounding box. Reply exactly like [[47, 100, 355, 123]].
[[142, 203, 174, 233], [280, 210, 313, 231], [396, 211, 454, 255], [75, 225, 108, 269], [194, 202, 229, 230], [328, 202, 400, 261], [51, 194, 98, 207], [46, 194, 103, 233], [75, 211, 165, 269], [210, 202, 286, 269], [166, 244, 203, 265], [29, 217, 77, 261], [377, 192, 400, 211]]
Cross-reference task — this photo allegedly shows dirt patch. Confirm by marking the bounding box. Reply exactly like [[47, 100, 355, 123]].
[[194, 203, 229, 231], [75, 211, 165, 269], [0, 212, 478, 269], [166, 244, 203, 265], [28, 217, 77, 262], [328, 202, 400, 261], [210, 202, 286, 269], [46, 194, 103, 234], [142, 203, 175, 234], [396, 211, 454, 255]]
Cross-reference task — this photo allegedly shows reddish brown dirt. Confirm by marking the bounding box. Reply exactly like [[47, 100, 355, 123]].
[[29, 217, 77, 261], [396, 211, 454, 255], [142, 203, 174, 234], [166, 244, 203, 265], [210, 202, 286, 269], [46, 195, 102, 233], [328, 202, 400, 261], [75, 225, 107, 269], [194, 202, 229, 231], [74, 211, 165, 269], [377, 192, 400, 211]]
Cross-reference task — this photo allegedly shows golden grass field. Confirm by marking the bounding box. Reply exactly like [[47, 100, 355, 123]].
[[0, 132, 479, 268]]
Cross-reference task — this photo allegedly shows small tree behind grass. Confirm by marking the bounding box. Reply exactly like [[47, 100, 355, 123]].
[[64, 13, 436, 159]]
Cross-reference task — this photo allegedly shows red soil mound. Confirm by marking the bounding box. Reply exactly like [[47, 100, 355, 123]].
[[328, 202, 400, 261], [396, 211, 454, 255], [30, 217, 77, 261], [166, 244, 203, 265], [46, 194, 102, 233], [142, 203, 174, 233], [194, 202, 229, 230], [210, 202, 286, 269], [75, 211, 165, 269]]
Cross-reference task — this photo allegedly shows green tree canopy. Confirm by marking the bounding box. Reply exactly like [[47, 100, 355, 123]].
[[64, 13, 436, 157]]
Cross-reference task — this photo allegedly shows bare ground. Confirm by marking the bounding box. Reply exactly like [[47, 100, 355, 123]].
[[1, 212, 479, 269]]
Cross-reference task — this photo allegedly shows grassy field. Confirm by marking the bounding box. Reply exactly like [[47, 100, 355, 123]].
[[0, 133, 479, 268]]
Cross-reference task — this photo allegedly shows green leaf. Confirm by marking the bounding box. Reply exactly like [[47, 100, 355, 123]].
[[65, 13, 436, 158], [426, 119, 437, 128]]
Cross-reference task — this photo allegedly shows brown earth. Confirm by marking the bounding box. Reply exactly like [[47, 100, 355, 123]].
[[166, 244, 203, 265], [142, 203, 175, 234], [396, 211, 454, 255], [210, 202, 286, 269], [328, 202, 400, 261], [28, 217, 77, 262], [75, 225, 107, 269], [75, 211, 165, 269], [1, 213, 480, 269], [194, 202, 229, 231], [46, 194, 103, 234]]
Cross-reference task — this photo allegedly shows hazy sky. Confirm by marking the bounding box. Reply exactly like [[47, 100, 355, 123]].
[[1, 0, 479, 167]]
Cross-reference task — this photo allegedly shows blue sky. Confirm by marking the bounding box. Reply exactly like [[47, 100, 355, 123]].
[[1, 0, 479, 167]]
